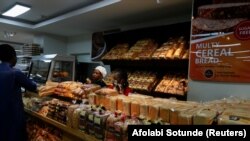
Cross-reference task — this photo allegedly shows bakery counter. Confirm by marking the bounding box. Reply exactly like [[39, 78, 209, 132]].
[[24, 108, 101, 141]]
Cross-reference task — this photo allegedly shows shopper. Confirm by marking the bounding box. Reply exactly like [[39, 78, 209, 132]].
[[0, 44, 37, 141], [86, 65, 107, 87], [111, 68, 132, 96]]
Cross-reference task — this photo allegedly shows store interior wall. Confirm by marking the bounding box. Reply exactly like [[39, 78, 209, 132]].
[[40, 35, 67, 55], [187, 80, 250, 102], [67, 35, 92, 55], [2, 9, 249, 102]]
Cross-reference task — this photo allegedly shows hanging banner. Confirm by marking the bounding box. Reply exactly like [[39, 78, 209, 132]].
[[189, 0, 250, 82]]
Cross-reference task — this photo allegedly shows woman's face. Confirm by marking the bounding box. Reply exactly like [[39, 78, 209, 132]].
[[92, 69, 102, 81]]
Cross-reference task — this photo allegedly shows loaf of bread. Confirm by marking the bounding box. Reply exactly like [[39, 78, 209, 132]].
[[123, 99, 131, 116], [178, 107, 202, 125], [109, 96, 117, 112], [38, 81, 59, 96], [131, 100, 140, 117], [192, 17, 246, 34], [88, 93, 96, 105], [116, 95, 127, 112], [148, 104, 160, 121], [102, 43, 129, 60], [193, 108, 217, 125], [94, 88, 119, 96], [218, 115, 250, 125], [198, 2, 250, 19], [159, 105, 170, 123], [139, 102, 149, 120]]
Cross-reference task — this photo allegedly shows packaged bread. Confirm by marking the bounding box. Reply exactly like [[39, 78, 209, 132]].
[[110, 96, 117, 112], [128, 93, 153, 99], [116, 95, 127, 112], [170, 106, 190, 125], [218, 114, 250, 125], [139, 102, 149, 120], [95, 94, 106, 106], [38, 85, 56, 96], [46, 81, 59, 87], [159, 105, 170, 123], [193, 108, 217, 125], [178, 107, 201, 125], [67, 104, 80, 128], [103, 95, 111, 110], [222, 108, 250, 117], [131, 100, 140, 117], [95, 88, 119, 96], [72, 107, 84, 129], [148, 104, 160, 122], [123, 99, 131, 116], [38, 82, 58, 96], [88, 93, 96, 105]]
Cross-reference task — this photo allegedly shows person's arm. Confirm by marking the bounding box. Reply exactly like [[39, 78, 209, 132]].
[[14, 69, 37, 91]]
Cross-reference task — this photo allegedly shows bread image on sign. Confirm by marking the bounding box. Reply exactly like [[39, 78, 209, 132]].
[[192, 2, 250, 39]]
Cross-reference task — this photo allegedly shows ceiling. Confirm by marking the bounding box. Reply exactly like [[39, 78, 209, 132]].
[[0, 0, 193, 44]]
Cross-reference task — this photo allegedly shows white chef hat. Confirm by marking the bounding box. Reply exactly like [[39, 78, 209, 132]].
[[95, 66, 107, 78]]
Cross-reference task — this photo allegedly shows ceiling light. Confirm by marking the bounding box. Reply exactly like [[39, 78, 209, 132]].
[[2, 3, 31, 17]]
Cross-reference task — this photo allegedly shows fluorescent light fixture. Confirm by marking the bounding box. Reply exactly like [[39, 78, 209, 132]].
[[44, 54, 57, 59], [42, 60, 52, 63], [2, 3, 31, 17]]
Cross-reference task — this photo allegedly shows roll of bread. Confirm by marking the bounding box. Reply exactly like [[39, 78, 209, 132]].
[[182, 49, 189, 59], [173, 42, 185, 59]]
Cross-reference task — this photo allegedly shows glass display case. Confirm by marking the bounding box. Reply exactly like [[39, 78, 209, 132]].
[[15, 56, 32, 77], [29, 54, 75, 85]]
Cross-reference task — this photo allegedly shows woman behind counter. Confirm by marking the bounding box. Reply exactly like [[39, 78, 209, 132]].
[[86, 65, 107, 87]]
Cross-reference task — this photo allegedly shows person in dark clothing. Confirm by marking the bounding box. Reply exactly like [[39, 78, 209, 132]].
[[86, 66, 107, 87], [0, 44, 37, 141]]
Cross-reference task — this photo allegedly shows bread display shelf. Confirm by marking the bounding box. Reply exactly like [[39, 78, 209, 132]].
[[100, 22, 191, 100], [24, 108, 100, 141], [102, 59, 189, 72]]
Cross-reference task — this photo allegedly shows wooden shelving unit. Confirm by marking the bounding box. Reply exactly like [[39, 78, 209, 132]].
[[24, 108, 101, 141]]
